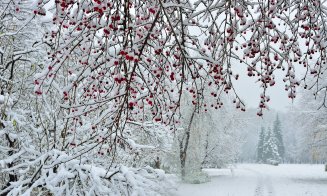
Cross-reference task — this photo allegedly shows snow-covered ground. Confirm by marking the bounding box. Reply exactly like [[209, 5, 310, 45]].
[[175, 164, 327, 196]]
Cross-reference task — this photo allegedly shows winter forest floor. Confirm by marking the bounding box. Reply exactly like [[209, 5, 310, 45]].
[[174, 164, 327, 196]]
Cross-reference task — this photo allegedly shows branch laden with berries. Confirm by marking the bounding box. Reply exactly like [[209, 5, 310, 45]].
[[1, 1, 175, 195], [29, 0, 327, 176], [34, 0, 327, 131]]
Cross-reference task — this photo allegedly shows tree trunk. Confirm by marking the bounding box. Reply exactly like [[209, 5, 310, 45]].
[[179, 106, 196, 179], [154, 156, 160, 169], [180, 151, 186, 178]]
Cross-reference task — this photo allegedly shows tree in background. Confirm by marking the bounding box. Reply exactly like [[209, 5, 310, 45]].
[[288, 88, 327, 164], [273, 114, 285, 160], [257, 127, 265, 163], [262, 129, 270, 162], [262, 128, 281, 164], [267, 129, 281, 163], [164, 93, 244, 182]]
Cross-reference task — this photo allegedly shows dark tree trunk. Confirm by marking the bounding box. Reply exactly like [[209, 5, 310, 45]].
[[154, 156, 160, 169]]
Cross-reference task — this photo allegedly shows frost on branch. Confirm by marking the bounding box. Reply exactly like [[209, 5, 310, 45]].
[[34, 0, 327, 123]]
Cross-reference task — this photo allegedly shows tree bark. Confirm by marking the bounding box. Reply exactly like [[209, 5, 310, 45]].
[[179, 106, 196, 179]]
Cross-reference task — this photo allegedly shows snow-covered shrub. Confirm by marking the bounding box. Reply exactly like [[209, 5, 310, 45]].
[[267, 159, 279, 166], [183, 170, 210, 184], [1, 153, 176, 195], [160, 148, 182, 175], [123, 122, 173, 168]]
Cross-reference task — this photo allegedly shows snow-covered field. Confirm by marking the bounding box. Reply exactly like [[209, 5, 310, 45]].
[[175, 164, 327, 196]]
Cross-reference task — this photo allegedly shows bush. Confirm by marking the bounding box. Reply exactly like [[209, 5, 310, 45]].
[[267, 159, 279, 166], [0, 154, 177, 196], [183, 170, 210, 184]]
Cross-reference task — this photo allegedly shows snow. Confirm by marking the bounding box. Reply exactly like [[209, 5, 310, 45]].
[[175, 164, 327, 196]]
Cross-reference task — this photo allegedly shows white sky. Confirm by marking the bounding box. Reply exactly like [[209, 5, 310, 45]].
[[233, 68, 294, 112], [232, 59, 307, 112]]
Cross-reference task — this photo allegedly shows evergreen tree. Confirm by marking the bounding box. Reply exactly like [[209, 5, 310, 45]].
[[267, 130, 281, 162], [263, 128, 281, 163], [257, 127, 265, 163], [262, 129, 271, 163], [273, 114, 285, 160]]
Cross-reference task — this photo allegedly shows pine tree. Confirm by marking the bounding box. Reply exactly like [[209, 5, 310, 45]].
[[262, 129, 271, 163], [263, 128, 281, 164], [273, 114, 285, 160], [267, 130, 281, 162], [257, 127, 265, 163]]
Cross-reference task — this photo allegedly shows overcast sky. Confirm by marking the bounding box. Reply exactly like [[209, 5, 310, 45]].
[[232, 61, 298, 112]]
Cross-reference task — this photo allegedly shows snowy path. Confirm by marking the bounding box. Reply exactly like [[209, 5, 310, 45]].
[[174, 164, 327, 196], [249, 168, 274, 196]]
